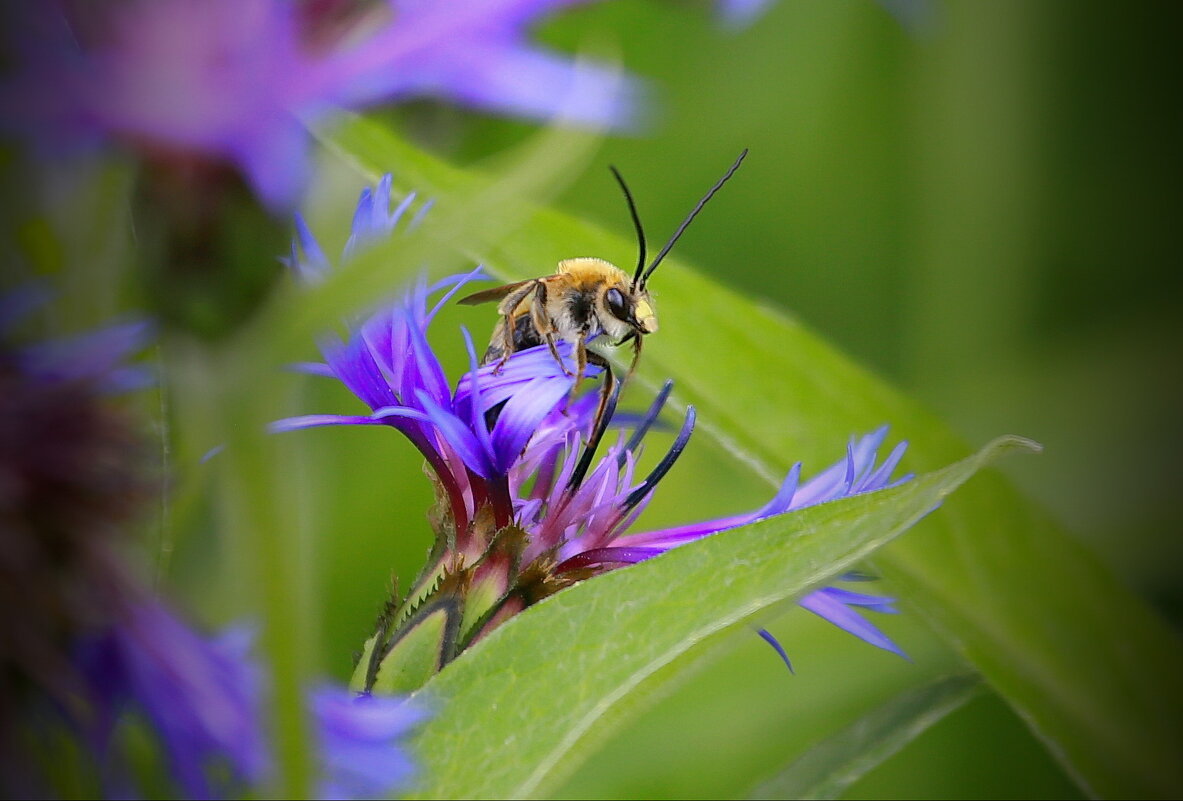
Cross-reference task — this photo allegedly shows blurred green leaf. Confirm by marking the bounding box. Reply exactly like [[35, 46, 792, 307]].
[[409, 437, 1033, 798], [748, 674, 983, 800], [322, 116, 1183, 799]]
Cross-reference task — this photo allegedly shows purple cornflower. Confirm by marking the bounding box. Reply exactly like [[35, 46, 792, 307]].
[[0, 291, 424, 798], [0, 0, 640, 209], [280, 176, 911, 683]]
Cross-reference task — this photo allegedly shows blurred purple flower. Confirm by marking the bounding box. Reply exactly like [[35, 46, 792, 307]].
[[0, 284, 153, 393], [76, 606, 426, 799], [280, 176, 912, 672], [75, 607, 267, 798], [313, 686, 426, 800], [0, 292, 424, 798], [0, 0, 640, 209]]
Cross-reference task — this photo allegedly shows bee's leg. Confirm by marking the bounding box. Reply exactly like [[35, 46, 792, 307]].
[[626, 333, 643, 383], [568, 351, 618, 491], [480, 319, 506, 366], [532, 286, 571, 377], [572, 335, 590, 396], [574, 347, 612, 419], [585, 349, 612, 373], [585, 350, 613, 416], [556, 335, 591, 417], [493, 314, 516, 373], [541, 331, 571, 376], [491, 283, 537, 373]]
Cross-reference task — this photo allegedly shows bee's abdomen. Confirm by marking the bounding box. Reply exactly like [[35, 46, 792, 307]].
[[481, 341, 504, 365], [511, 313, 543, 350], [481, 314, 543, 365]]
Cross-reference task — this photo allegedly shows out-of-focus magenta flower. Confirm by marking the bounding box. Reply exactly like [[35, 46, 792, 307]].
[[281, 176, 912, 686], [0, 0, 640, 209]]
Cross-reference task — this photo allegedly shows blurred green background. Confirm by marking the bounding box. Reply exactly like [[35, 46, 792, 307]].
[[147, 0, 1180, 797]]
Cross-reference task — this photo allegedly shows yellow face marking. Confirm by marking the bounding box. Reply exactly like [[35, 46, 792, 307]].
[[634, 298, 657, 333]]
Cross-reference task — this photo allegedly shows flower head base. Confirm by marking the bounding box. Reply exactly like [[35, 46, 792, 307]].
[[282, 176, 913, 693]]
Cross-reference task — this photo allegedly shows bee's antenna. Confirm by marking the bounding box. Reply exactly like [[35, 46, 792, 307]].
[[609, 165, 647, 290], [641, 148, 748, 287]]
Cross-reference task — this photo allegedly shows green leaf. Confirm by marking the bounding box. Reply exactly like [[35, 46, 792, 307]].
[[407, 438, 1035, 798], [323, 117, 1183, 798], [747, 674, 983, 800]]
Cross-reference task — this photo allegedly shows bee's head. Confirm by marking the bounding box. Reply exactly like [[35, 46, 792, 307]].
[[602, 283, 658, 337]]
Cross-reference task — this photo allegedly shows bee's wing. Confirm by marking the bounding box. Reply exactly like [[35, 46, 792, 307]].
[[456, 279, 538, 306]]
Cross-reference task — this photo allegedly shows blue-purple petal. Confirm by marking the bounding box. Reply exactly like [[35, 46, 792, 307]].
[[799, 589, 905, 658], [754, 462, 801, 518], [409, 198, 435, 230], [792, 426, 897, 508], [269, 414, 389, 433], [291, 214, 330, 283], [490, 375, 572, 472], [321, 334, 399, 412], [817, 587, 899, 613], [860, 439, 909, 492], [403, 307, 452, 408], [426, 265, 489, 322], [458, 328, 500, 465], [454, 342, 582, 415], [288, 361, 336, 378], [756, 627, 794, 673], [343, 177, 418, 258], [311, 687, 425, 800], [415, 391, 496, 479]]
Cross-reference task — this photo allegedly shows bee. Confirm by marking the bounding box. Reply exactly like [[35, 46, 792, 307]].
[[459, 149, 748, 393]]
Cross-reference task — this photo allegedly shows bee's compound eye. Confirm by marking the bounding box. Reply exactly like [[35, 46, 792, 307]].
[[605, 287, 629, 320]]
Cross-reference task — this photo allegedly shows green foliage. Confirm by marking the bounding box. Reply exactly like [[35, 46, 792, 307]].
[[409, 438, 1036, 798], [317, 116, 1183, 799]]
